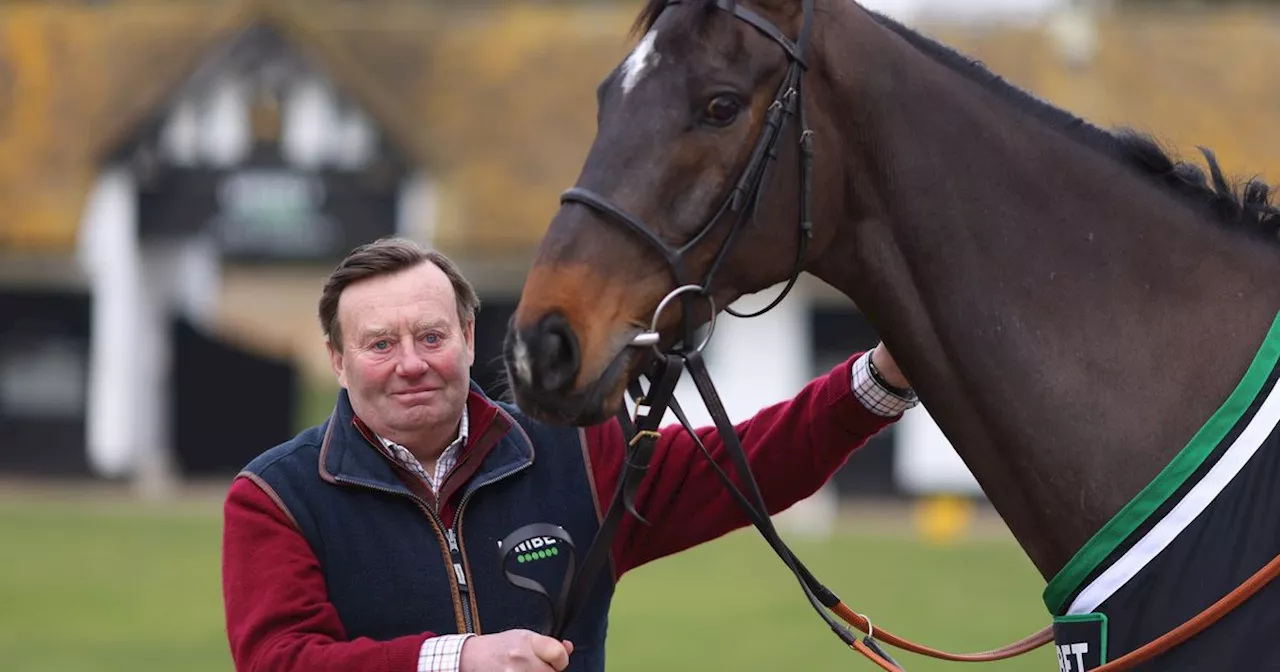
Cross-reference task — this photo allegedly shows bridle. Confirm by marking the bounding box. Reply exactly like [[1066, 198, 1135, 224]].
[[499, 0, 1280, 669], [561, 0, 816, 346]]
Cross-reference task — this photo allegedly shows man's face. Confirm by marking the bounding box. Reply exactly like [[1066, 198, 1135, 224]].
[[328, 261, 475, 442]]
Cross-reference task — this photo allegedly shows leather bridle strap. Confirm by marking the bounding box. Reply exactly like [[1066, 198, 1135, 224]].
[[664, 342, 1280, 670], [674, 349, 1053, 667], [548, 353, 686, 639]]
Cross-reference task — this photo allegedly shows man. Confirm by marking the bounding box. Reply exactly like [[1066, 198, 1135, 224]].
[[221, 237, 917, 672]]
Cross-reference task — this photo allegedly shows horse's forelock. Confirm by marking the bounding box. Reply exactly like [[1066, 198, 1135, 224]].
[[632, 0, 721, 38]]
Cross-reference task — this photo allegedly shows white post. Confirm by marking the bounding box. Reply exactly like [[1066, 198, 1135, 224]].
[[78, 168, 196, 498], [78, 167, 143, 480]]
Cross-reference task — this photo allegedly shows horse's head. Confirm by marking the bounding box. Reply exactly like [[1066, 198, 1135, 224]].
[[505, 0, 847, 425]]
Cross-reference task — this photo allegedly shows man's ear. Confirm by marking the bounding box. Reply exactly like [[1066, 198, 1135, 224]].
[[464, 318, 476, 367], [327, 338, 349, 389]]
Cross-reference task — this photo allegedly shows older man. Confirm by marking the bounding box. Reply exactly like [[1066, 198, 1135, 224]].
[[221, 237, 916, 672]]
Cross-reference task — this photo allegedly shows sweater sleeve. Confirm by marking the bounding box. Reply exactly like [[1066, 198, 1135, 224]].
[[584, 352, 898, 576], [221, 476, 432, 672]]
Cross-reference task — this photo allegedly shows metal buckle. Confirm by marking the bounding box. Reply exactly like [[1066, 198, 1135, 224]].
[[628, 429, 662, 447], [628, 284, 717, 354]]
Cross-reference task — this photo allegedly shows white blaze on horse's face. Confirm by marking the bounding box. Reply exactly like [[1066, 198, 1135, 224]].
[[621, 29, 661, 95]]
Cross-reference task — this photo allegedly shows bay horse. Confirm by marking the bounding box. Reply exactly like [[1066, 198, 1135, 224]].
[[501, 0, 1280, 668]]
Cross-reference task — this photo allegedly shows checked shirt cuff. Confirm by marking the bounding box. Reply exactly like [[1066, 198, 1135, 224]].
[[419, 634, 474, 672], [852, 349, 919, 417]]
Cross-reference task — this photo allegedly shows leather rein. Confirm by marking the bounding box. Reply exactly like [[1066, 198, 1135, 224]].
[[504, 0, 1280, 668]]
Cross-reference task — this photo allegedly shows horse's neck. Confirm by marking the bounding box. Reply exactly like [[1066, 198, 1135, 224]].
[[808, 6, 1280, 578]]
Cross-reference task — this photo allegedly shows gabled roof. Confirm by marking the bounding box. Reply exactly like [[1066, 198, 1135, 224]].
[[95, 0, 439, 170], [0, 0, 451, 252]]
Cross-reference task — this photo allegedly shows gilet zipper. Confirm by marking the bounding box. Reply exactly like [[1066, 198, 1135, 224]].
[[447, 460, 534, 636], [444, 527, 474, 632], [334, 476, 474, 633]]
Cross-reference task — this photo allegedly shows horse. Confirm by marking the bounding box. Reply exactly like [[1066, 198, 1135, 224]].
[[500, 0, 1280, 668]]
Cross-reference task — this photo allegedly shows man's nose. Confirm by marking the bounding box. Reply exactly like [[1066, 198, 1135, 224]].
[[395, 337, 430, 375]]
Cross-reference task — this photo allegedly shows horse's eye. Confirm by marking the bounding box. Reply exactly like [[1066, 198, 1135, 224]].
[[703, 95, 742, 126]]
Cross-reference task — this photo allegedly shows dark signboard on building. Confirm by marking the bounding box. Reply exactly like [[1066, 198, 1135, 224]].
[[122, 23, 410, 263], [137, 157, 401, 263]]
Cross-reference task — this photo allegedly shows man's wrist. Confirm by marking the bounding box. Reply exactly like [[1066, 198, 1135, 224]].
[[867, 346, 913, 396], [419, 633, 475, 672], [851, 349, 918, 417]]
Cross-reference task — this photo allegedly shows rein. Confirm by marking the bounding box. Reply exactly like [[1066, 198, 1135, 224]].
[[500, 0, 1280, 668]]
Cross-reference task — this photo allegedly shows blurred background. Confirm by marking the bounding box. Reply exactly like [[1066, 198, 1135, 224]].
[[0, 0, 1276, 670]]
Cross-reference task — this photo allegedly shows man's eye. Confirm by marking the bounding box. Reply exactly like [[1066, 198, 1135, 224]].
[[374, 340, 391, 350], [423, 334, 441, 344]]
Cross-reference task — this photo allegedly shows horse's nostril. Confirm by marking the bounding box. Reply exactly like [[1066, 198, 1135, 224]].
[[529, 313, 580, 393]]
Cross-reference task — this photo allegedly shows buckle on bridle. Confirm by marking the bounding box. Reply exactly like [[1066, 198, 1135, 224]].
[[628, 429, 662, 447]]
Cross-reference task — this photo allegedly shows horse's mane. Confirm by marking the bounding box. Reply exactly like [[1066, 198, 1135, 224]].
[[867, 12, 1280, 239], [632, 0, 1280, 240]]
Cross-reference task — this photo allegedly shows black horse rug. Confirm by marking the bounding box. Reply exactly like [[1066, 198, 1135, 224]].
[[1045, 312, 1280, 671]]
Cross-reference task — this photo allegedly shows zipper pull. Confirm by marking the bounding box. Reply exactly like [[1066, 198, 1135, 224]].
[[446, 528, 459, 553]]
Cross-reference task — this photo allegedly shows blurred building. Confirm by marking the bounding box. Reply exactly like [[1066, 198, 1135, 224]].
[[0, 0, 1276, 497]]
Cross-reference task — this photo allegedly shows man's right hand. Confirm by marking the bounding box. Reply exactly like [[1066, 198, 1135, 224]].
[[459, 630, 575, 672]]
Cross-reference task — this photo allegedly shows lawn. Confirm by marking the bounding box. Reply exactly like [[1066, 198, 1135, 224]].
[[0, 494, 1056, 671]]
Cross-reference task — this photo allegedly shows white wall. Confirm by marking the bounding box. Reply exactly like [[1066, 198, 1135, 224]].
[[894, 405, 983, 495], [397, 171, 440, 244], [656, 284, 811, 428], [636, 283, 838, 536]]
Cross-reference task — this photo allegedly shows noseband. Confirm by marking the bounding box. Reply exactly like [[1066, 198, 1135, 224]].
[[560, 0, 816, 350]]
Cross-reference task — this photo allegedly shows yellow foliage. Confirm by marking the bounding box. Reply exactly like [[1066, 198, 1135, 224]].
[[0, 1, 245, 250], [1, 2, 1277, 256]]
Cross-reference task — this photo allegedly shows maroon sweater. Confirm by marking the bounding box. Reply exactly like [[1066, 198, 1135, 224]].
[[221, 353, 896, 670]]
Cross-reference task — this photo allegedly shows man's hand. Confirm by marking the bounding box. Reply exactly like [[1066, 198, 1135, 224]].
[[459, 630, 575, 672]]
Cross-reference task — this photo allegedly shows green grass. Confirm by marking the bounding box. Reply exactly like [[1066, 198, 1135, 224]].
[[607, 524, 1055, 671], [0, 501, 230, 672], [0, 498, 1056, 671]]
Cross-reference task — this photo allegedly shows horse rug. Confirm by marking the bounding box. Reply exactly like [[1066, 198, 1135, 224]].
[[1044, 313, 1280, 671]]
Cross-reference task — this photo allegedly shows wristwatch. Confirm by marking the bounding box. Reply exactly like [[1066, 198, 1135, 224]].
[[867, 351, 917, 401]]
